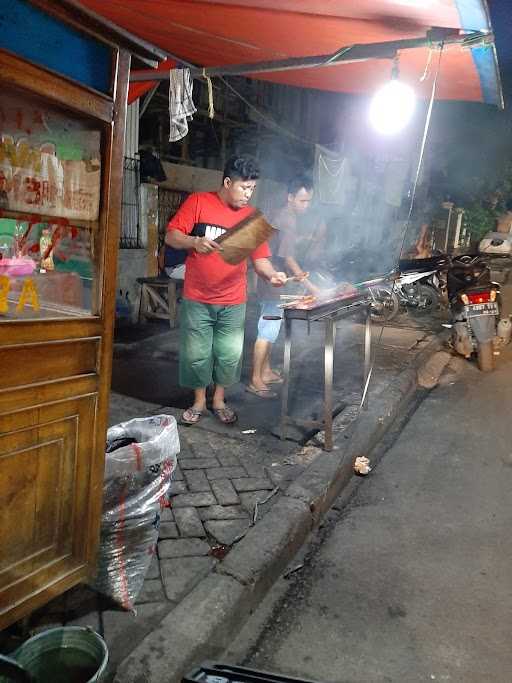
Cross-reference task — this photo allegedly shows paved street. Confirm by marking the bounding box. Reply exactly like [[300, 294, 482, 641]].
[[228, 347, 512, 682], [3, 307, 436, 679]]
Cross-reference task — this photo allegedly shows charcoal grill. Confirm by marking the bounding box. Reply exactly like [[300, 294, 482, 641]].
[[280, 277, 387, 450]]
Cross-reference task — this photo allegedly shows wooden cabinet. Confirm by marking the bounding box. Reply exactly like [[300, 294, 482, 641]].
[[0, 391, 98, 625], [0, 0, 161, 629]]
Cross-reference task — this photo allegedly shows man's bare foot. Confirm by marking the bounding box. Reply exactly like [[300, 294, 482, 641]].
[[249, 378, 269, 392]]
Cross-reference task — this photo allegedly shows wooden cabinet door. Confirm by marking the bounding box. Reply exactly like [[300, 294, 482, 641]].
[[0, 38, 129, 626], [0, 384, 100, 627]]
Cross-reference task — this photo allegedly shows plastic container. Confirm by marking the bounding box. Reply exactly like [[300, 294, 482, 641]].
[[0, 258, 36, 277], [183, 663, 320, 683], [39, 229, 54, 271], [497, 317, 512, 344], [0, 627, 108, 683]]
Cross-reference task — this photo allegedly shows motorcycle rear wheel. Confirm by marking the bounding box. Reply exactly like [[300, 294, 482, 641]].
[[408, 283, 440, 317], [477, 340, 494, 372]]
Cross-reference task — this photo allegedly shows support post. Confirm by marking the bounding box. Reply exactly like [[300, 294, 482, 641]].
[[324, 318, 336, 451], [363, 307, 372, 410], [280, 315, 292, 441]]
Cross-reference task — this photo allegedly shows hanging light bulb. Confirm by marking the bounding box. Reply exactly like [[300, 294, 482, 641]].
[[369, 56, 416, 135]]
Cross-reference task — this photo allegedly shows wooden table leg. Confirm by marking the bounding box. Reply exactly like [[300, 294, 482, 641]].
[[167, 280, 177, 328], [139, 284, 150, 325]]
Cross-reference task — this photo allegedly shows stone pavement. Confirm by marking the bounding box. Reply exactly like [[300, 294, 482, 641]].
[[0, 310, 442, 681], [0, 393, 316, 679]]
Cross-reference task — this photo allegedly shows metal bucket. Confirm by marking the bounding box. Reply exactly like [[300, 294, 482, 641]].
[[0, 627, 108, 683]]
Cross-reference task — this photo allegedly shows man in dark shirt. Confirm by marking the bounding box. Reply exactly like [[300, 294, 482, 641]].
[[248, 174, 315, 397]]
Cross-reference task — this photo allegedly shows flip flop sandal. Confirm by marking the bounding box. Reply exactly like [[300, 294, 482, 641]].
[[245, 385, 278, 399], [212, 407, 238, 424], [264, 376, 284, 385], [180, 407, 204, 425]]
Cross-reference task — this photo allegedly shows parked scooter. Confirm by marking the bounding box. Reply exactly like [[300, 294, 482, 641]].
[[370, 253, 450, 322], [447, 254, 501, 371], [395, 253, 450, 315]]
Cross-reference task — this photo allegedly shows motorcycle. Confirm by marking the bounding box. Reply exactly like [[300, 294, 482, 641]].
[[447, 254, 500, 371], [370, 253, 450, 322]]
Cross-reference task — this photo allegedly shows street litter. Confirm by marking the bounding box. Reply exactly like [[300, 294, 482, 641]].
[[209, 544, 230, 560], [212, 487, 281, 549], [253, 486, 279, 524], [283, 563, 304, 579], [242, 429, 257, 434], [354, 456, 372, 476]]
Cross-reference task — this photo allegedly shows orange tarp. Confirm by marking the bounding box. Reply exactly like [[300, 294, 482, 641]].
[[77, 0, 501, 105]]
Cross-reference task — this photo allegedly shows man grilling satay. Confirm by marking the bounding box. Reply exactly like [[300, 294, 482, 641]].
[[248, 174, 321, 399], [165, 154, 287, 425]]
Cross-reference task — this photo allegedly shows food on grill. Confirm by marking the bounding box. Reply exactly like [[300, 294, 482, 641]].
[[284, 271, 310, 283], [279, 294, 317, 309], [278, 281, 359, 310]]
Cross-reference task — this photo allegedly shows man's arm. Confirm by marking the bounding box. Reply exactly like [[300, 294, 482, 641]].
[[278, 234, 308, 278], [284, 255, 306, 279], [165, 229, 221, 255], [165, 193, 221, 255], [253, 258, 287, 287], [284, 256, 320, 295]]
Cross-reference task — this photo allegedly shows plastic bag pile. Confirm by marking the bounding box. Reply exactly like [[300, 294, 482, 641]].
[[90, 415, 180, 610]]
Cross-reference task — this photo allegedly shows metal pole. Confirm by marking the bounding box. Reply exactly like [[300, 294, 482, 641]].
[[280, 315, 292, 441], [453, 209, 464, 250], [324, 318, 336, 451], [444, 204, 453, 252], [363, 307, 372, 411], [129, 30, 491, 82], [139, 83, 160, 118]]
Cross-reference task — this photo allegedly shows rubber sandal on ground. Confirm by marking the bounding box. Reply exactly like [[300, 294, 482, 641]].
[[212, 406, 238, 424], [245, 385, 278, 399], [180, 407, 204, 425], [264, 376, 284, 385]]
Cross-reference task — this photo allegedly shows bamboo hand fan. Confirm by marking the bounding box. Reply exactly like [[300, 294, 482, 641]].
[[215, 210, 276, 265]]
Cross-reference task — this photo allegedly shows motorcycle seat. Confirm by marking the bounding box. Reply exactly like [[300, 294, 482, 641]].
[[399, 256, 449, 272]]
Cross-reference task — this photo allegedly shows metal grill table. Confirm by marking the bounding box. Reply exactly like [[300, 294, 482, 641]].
[[280, 289, 374, 451]]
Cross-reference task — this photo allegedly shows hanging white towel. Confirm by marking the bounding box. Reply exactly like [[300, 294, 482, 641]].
[[168, 68, 197, 142]]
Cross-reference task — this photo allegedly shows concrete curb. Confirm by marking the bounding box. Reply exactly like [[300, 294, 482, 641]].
[[114, 334, 442, 683]]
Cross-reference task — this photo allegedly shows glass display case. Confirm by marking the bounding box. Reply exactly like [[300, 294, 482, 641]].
[[0, 88, 101, 320]]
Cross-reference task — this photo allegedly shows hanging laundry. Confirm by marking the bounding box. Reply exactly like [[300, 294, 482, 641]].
[[168, 68, 197, 142], [315, 145, 354, 206]]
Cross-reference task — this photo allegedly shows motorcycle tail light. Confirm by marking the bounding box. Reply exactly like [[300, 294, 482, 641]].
[[466, 291, 492, 304]]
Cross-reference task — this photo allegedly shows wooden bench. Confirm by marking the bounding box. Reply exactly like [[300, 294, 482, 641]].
[[136, 276, 183, 329]]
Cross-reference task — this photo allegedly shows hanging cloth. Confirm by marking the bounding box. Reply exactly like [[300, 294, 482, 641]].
[[168, 68, 197, 142], [315, 145, 352, 206]]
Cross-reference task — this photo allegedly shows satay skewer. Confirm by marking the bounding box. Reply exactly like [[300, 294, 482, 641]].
[[282, 271, 310, 284]]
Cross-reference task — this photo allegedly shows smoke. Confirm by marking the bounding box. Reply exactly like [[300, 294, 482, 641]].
[[248, 93, 430, 288]]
